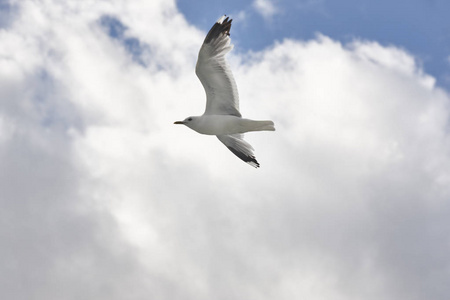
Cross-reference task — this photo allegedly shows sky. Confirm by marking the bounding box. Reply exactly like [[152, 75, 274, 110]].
[[179, 0, 450, 89], [1, 0, 450, 299]]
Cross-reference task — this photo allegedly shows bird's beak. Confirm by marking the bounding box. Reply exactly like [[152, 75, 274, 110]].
[[174, 121, 184, 125]]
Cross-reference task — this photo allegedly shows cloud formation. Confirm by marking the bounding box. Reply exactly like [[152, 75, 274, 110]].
[[252, 0, 279, 20], [1, 1, 450, 299]]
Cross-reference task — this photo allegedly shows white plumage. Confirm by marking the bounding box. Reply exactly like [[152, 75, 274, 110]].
[[174, 16, 275, 168]]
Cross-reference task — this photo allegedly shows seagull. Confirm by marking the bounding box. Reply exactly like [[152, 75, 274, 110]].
[[174, 16, 275, 168]]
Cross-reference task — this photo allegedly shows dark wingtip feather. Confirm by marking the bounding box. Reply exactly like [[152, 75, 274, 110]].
[[222, 16, 232, 36], [227, 147, 260, 168], [247, 155, 260, 168], [249, 158, 260, 168], [203, 15, 233, 44]]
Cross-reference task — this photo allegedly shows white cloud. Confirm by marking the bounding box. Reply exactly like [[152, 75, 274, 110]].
[[1, 1, 450, 300], [252, 0, 279, 20]]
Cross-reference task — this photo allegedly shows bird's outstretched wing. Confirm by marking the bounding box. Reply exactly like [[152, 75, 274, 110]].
[[217, 134, 259, 168], [196, 16, 241, 117]]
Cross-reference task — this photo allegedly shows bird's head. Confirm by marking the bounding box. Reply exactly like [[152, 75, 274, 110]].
[[174, 116, 198, 129]]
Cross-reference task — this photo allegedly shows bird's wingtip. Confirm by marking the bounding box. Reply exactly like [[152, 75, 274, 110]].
[[216, 15, 232, 26], [217, 15, 226, 23], [249, 159, 260, 168], [203, 15, 233, 43]]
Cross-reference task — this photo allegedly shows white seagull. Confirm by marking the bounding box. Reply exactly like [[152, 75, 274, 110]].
[[174, 16, 275, 168]]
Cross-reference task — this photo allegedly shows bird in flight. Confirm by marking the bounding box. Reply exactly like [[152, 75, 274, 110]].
[[174, 16, 275, 168]]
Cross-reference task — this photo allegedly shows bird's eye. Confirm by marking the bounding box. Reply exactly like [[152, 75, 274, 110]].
[[187, 118, 192, 121]]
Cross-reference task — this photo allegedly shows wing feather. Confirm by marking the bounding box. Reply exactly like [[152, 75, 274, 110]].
[[196, 16, 241, 117], [217, 134, 260, 168]]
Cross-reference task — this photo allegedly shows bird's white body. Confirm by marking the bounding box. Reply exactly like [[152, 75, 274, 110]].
[[183, 115, 275, 135]]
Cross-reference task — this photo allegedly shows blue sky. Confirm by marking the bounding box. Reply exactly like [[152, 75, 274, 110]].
[[179, 0, 450, 88]]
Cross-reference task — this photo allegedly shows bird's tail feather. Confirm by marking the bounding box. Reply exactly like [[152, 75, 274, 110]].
[[255, 120, 275, 131]]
